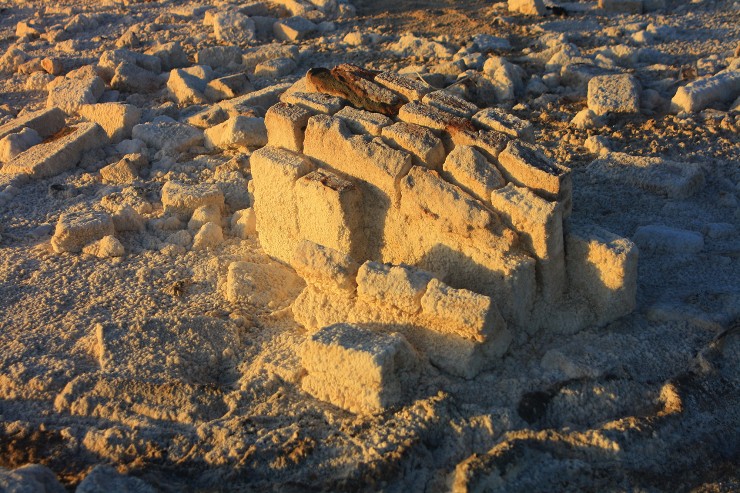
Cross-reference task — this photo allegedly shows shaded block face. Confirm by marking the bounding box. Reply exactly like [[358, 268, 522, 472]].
[[335, 106, 393, 136], [473, 108, 535, 143], [300, 323, 419, 414], [381, 122, 445, 171], [294, 169, 365, 260], [442, 145, 505, 204], [497, 140, 572, 215], [491, 184, 562, 259], [400, 166, 494, 233], [79, 103, 141, 143], [303, 115, 413, 257], [420, 278, 506, 343], [0, 107, 66, 140], [566, 223, 638, 324], [491, 184, 565, 301], [250, 146, 314, 263], [356, 261, 433, 314], [292, 240, 360, 292], [265, 102, 312, 152]]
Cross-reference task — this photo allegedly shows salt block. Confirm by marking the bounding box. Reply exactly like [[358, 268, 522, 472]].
[[292, 284, 356, 332], [242, 44, 299, 71], [335, 106, 392, 136], [255, 57, 297, 78], [213, 11, 255, 45], [400, 166, 494, 232], [188, 204, 222, 231], [491, 184, 565, 300], [281, 91, 346, 114], [46, 74, 105, 114], [442, 145, 505, 203], [79, 103, 141, 143], [508, 0, 546, 15], [422, 90, 478, 118], [589, 152, 704, 199], [447, 126, 509, 161], [220, 82, 292, 116], [167, 66, 212, 105], [292, 240, 359, 291], [192, 222, 223, 250], [250, 146, 314, 263], [52, 210, 115, 253], [375, 71, 432, 102], [566, 222, 638, 324], [420, 278, 506, 343], [204, 116, 267, 149], [300, 323, 419, 414], [473, 108, 535, 143], [82, 235, 125, 258], [294, 169, 365, 260], [98, 49, 161, 81], [226, 260, 302, 306], [1, 122, 106, 179], [185, 106, 228, 129], [587, 74, 641, 116], [398, 101, 461, 132], [356, 261, 433, 314], [99, 155, 140, 184], [161, 181, 225, 215], [109, 61, 162, 93], [231, 208, 256, 239], [671, 70, 740, 113], [381, 122, 445, 171], [273, 16, 317, 42], [633, 225, 704, 254], [497, 140, 572, 215], [491, 184, 563, 259], [77, 465, 155, 493], [0, 107, 66, 140], [131, 121, 203, 153], [205, 73, 252, 102], [0, 127, 41, 162], [303, 115, 412, 202], [195, 45, 242, 69], [265, 102, 313, 152], [112, 205, 144, 232]]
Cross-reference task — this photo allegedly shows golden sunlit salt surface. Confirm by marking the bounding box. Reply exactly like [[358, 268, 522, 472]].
[[0, 0, 738, 490]]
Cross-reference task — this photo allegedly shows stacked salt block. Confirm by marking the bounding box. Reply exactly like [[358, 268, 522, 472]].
[[1, 122, 106, 178], [291, 241, 512, 381], [301, 323, 420, 414], [246, 68, 639, 410]]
